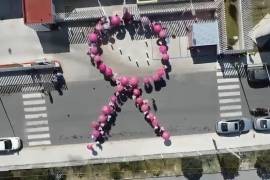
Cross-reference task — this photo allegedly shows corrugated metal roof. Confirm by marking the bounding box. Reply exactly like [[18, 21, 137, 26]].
[[192, 21, 219, 47], [23, 0, 53, 24]]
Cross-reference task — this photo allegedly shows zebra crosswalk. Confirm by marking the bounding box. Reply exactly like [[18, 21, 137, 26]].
[[216, 64, 243, 119], [22, 92, 51, 146]]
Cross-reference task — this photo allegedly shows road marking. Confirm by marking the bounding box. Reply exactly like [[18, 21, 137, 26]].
[[23, 99, 45, 106], [28, 140, 51, 146], [216, 72, 223, 77], [218, 91, 240, 97], [24, 106, 47, 112], [26, 120, 48, 126], [26, 127, 49, 133], [25, 113, 47, 119], [217, 78, 239, 83], [220, 111, 242, 117], [220, 105, 242, 111], [22, 93, 42, 99], [28, 133, 50, 140], [218, 85, 240, 90], [219, 98, 241, 104]]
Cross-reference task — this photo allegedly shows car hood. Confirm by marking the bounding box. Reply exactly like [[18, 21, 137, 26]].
[[10, 138, 20, 150]]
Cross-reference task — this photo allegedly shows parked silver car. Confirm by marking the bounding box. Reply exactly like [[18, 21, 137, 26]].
[[216, 118, 252, 135], [0, 137, 22, 152], [254, 116, 270, 131]]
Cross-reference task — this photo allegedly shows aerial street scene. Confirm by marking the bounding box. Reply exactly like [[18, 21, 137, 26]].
[[0, 0, 270, 179]]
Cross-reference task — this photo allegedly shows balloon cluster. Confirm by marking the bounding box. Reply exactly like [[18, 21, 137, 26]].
[[87, 12, 172, 150]]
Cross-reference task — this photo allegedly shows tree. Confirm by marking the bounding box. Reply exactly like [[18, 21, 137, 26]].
[[255, 151, 270, 179], [219, 154, 240, 179], [181, 157, 203, 180]]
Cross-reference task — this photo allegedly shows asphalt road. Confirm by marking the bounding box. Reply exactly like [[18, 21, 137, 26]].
[[45, 71, 219, 145]]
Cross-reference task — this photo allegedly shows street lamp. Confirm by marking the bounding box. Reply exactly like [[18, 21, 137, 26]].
[[190, 0, 196, 16]]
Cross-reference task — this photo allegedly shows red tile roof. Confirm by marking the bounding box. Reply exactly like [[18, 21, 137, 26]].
[[23, 0, 53, 24]]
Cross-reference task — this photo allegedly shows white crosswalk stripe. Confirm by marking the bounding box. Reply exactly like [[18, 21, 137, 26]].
[[220, 111, 243, 118], [23, 100, 45, 106], [217, 78, 239, 83], [28, 133, 50, 140], [24, 106, 47, 112], [22, 93, 51, 147], [219, 98, 241, 104], [28, 140, 51, 146], [220, 105, 241, 111], [218, 85, 240, 90], [218, 91, 240, 97], [26, 120, 48, 126], [25, 113, 47, 119]]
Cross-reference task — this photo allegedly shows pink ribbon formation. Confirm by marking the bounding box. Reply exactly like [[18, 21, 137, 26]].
[[86, 12, 172, 151]]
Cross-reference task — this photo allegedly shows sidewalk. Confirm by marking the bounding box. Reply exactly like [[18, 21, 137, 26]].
[[1, 130, 270, 171]]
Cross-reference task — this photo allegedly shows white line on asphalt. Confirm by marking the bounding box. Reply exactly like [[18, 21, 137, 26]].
[[220, 111, 242, 117], [28, 140, 51, 146], [217, 78, 239, 83], [26, 127, 49, 133], [218, 91, 240, 97], [216, 71, 223, 77], [25, 113, 47, 119], [23, 99, 45, 106], [27, 133, 50, 140], [218, 85, 240, 90], [24, 106, 47, 112], [219, 98, 241, 104], [220, 105, 242, 111], [26, 120, 48, 126], [22, 93, 42, 99]]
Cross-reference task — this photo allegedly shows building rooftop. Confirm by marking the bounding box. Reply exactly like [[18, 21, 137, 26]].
[[192, 21, 219, 47], [22, 0, 53, 24]]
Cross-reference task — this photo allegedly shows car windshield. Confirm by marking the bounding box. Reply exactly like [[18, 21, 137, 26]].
[[221, 123, 228, 132], [254, 69, 268, 80], [234, 123, 239, 130], [4, 140, 12, 150], [260, 120, 268, 129]]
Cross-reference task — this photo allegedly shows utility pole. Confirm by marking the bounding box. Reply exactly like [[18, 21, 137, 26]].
[[0, 97, 15, 136]]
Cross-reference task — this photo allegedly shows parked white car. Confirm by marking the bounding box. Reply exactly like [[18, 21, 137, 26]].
[[254, 116, 270, 131], [0, 137, 22, 152], [216, 118, 252, 135]]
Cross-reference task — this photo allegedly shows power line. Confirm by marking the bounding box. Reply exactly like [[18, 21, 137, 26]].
[[0, 97, 15, 136]]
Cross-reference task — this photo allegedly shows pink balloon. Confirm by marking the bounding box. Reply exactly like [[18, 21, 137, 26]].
[[159, 45, 167, 54], [135, 97, 144, 106], [152, 118, 159, 127], [102, 105, 112, 115], [162, 54, 169, 61], [130, 76, 139, 87], [98, 114, 107, 123], [95, 23, 104, 31], [159, 30, 167, 38], [110, 96, 117, 103], [111, 15, 121, 26], [91, 121, 99, 129], [133, 88, 141, 96], [105, 67, 113, 77], [94, 55, 102, 64], [88, 32, 98, 42], [92, 130, 100, 137], [157, 67, 165, 77], [162, 131, 171, 140], [90, 46, 98, 55], [143, 77, 150, 84], [152, 73, 160, 82], [141, 104, 150, 112], [115, 85, 124, 92], [120, 76, 129, 86], [147, 112, 155, 120], [87, 143, 94, 150], [153, 24, 162, 33], [98, 63, 106, 73]]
